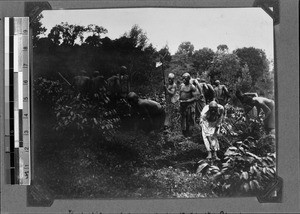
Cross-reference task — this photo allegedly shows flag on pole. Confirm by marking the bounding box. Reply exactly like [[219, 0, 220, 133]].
[[155, 61, 162, 68]]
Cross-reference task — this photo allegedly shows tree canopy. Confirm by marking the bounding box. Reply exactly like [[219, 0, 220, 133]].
[[33, 19, 273, 98], [32, 14, 47, 47], [192, 47, 215, 75], [234, 47, 270, 84]]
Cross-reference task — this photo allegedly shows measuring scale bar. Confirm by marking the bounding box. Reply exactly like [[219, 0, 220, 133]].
[[4, 17, 31, 185]]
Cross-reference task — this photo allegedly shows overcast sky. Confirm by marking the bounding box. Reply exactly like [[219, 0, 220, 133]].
[[41, 8, 274, 60]]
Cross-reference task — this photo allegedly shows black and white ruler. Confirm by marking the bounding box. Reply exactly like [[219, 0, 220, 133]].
[[4, 17, 30, 185]]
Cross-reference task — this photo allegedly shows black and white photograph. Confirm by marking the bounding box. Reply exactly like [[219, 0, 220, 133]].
[[29, 7, 277, 204]]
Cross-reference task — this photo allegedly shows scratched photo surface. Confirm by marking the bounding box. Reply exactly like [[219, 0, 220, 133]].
[[30, 7, 276, 204]]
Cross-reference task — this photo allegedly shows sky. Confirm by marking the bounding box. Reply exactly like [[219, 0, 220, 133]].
[[40, 8, 274, 60]]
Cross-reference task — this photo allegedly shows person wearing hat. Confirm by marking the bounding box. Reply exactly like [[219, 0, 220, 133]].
[[200, 101, 225, 160], [127, 92, 165, 133], [179, 73, 197, 136], [164, 73, 178, 130], [214, 80, 230, 106]]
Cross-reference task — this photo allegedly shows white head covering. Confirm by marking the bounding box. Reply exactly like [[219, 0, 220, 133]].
[[168, 73, 175, 79]]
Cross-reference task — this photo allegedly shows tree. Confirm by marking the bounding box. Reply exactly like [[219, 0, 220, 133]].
[[254, 67, 274, 99], [124, 24, 148, 50], [166, 41, 196, 77], [234, 47, 270, 85], [32, 14, 47, 48], [84, 24, 108, 47], [47, 23, 108, 47], [34, 37, 54, 53], [176, 41, 194, 56], [127, 43, 158, 85], [47, 25, 63, 46], [59, 23, 87, 46], [208, 51, 242, 90], [192, 47, 215, 75], [87, 24, 108, 36], [158, 45, 172, 64], [101, 37, 114, 51], [235, 64, 253, 93], [140, 44, 162, 87], [84, 35, 102, 47], [217, 44, 229, 53], [102, 25, 160, 88]]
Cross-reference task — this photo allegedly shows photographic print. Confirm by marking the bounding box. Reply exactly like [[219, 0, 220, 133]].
[[29, 6, 277, 205]]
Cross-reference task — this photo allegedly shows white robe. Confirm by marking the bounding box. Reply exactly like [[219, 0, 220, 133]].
[[200, 104, 224, 151]]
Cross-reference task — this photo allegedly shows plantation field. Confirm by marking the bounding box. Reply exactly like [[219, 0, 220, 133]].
[[30, 78, 276, 203]]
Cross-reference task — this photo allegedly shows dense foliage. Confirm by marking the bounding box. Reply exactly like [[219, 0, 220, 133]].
[[197, 107, 276, 197], [33, 77, 276, 199]]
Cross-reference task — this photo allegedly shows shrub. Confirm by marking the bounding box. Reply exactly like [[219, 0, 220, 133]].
[[34, 77, 121, 141], [253, 134, 276, 156], [54, 93, 120, 141], [197, 139, 276, 197], [33, 77, 65, 106], [222, 105, 265, 141]]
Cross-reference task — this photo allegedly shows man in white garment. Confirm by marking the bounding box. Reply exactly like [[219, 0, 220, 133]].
[[200, 101, 224, 160]]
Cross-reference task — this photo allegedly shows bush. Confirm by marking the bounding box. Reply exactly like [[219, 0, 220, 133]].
[[197, 138, 276, 197], [34, 77, 121, 141], [222, 105, 265, 141], [253, 134, 276, 156], [33, 77, 65, 106], [54, 93, 120, 141], [197, 104, 276, 197]]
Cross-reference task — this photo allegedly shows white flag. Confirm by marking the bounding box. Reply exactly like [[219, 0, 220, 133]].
[[155, 62, 162, 68]]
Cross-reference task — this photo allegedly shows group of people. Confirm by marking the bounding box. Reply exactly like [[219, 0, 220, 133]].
[[126, 72, 275, 160], [71, 66, 130, 100], [167, 72, 227, 159], [71, 67, 275, 160]]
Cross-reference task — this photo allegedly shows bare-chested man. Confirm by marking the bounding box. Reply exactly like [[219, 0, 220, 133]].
[[236, 90, 275, 134], [107, 66, 130, 99], [72, 70, 91, 95], [127, 92, 165, 133], [214, 80, 230, 106], [91, 71, 106, 98], [164, 73, 178, 129], [179, 73, 197, 136]]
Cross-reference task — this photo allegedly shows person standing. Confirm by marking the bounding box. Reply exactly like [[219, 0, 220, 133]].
[[72, 70, 91, 95], [214, 80, 230, 106], [192, 78, 207, 123], [200, 101, 224, 160], [119, 66, 130, 98], [107, 66, 129, 100], [179, 73, 197, 137], [164, 73, 178, 130], [198, 79, 215, 104], [91, 70, 106, 98]]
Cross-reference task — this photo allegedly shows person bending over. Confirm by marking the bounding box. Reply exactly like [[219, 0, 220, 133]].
[[200, 101, 224, 160], [236, 90, 275, 134], [127, 92, 165, 133]]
